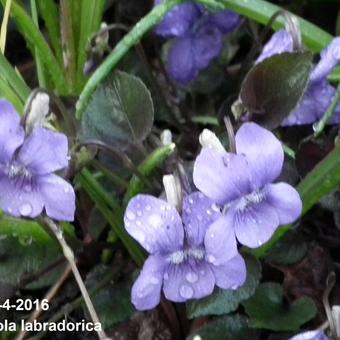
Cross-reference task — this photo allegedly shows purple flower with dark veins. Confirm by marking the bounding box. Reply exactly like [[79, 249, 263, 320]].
[[124, 190, 246, 310], [193, 122, 302, 248], [289, 330, 329, 340], [256, 29, 340, 126], [0, 99, 75, 221], [154, 0, 240, 84]]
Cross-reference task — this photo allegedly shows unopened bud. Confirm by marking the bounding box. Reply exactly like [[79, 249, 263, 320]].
[[25, 92, 50, 132], [163, 174, 182, 211], [199, 129, 225, 152]]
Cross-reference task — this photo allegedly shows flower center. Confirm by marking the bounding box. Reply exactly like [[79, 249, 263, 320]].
[[5, 161, 32, 180], [236, 190, 265, 212], [168, 247, 205, 265]]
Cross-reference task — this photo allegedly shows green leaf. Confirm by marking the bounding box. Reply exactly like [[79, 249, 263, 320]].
[[85, 265, 134, 329], [243, 282, 317, 331], [187, 315, 258, 340], [81, 70, 154, 148], [0, 217, 64, 288], [240, 52, 313, 129], [265, 231, 307, 265], [186, 254, 261, 318]]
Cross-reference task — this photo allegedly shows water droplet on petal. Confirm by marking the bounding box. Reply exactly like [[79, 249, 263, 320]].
[[19, 203, 33, 216], [197, 214, 203, 221], [145, 205, 151, 211], [258, 240, 263, 246], [231, 285, 238, 290], [64, 186, 70, 193], [206, 209, 212, 215], [126, 211, 135, 220], [137, 210, 142, 217], [179, 284, 194, 299], [185, 272, 198, 283], [148, 214, 162, 229], [189, 198, 194, 204], [136, 220, 142, 226], [207, 254, 216, 264], [210, 232, 215, 238]]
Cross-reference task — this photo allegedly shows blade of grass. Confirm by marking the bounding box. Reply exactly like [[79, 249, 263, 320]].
[[0, 0, 67, 94], [36, 0, 62, 64], [0, 0, 12, 52], [30, 0, 47, 88], [60, 0, 77, 93], [79, 169, 145, 266], [76, 0, 106, 91], [0, 52, 30, 102], [0, 75, 24, 111]]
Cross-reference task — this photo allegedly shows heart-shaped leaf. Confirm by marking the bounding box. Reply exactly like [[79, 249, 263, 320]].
[[80, 70, 154, 149], [240, 52, 313, 129], [242, 282, 317, 331]]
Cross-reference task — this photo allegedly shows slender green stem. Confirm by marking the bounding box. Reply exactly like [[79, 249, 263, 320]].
[[314, 83, 340, 137], [30, 0, 47, 88], [76, 0, 185, 118]]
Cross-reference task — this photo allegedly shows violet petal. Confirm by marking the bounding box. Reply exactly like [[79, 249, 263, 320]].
[[131, 254, 166, 311], [0, 99, 24, 163], [211, 253, 247, 290], [17, 128, 69, 175], [124, 194, 184, 254], [182, 191, 221, 246], [265, 182, 302, 225], [235, 122, 284, 189], [163, 260, 215, 302]]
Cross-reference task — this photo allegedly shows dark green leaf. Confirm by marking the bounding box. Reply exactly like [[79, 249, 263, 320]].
[[243, 282, 317, 331], [265, 232, 307, 265], [186, 254, 261, 318], [85, 265, 134, 329], [81, 70, 154, 149], [187, 315, 258, 340], [240, 52, 313, 129]]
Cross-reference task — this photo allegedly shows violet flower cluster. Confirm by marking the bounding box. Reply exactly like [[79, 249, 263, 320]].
[[154, 0, 240, 84], [257, 29, 340, 126], [124, 122, 302, 310], [0, 99, 75, 221]]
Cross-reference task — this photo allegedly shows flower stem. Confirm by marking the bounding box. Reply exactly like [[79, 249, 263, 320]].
[[313, 83, 340, 137], [42, 217, 110, 340]]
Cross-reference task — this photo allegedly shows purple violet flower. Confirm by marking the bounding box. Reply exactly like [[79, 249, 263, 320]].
[[256, 29, 340, 126], [193, 122, 302, 248], [154, 1, 240, 84], [289, 330, 329, 340], [124, 191, 246, 311], [0, 99, 75, 221]]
